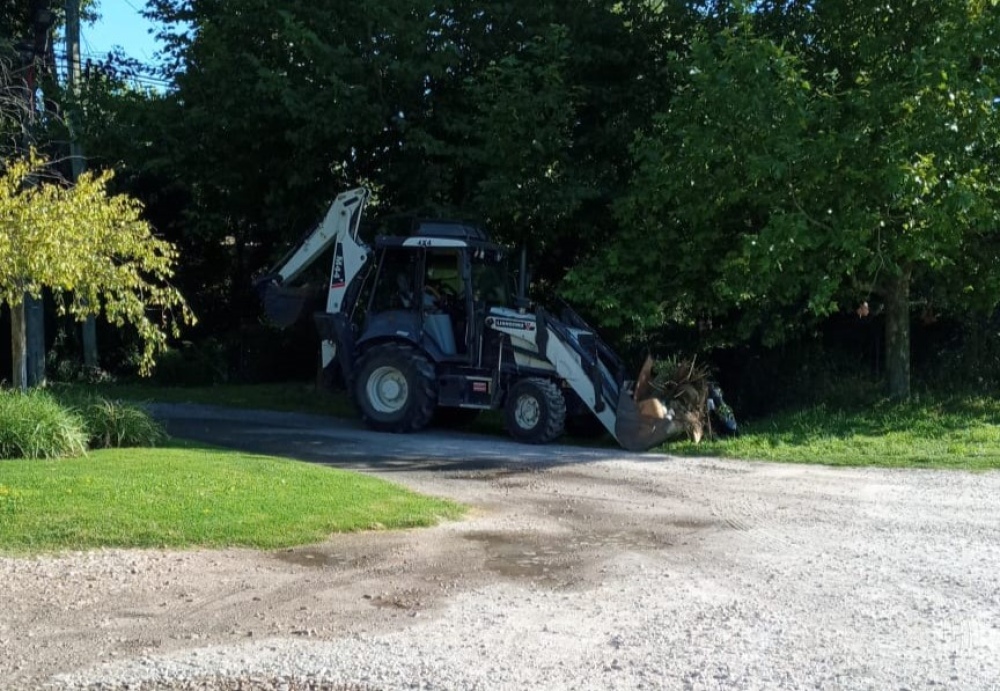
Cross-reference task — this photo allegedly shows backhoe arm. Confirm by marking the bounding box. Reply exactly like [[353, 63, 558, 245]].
[[255, 187, 371, 327], [266, 187, 370, 286]]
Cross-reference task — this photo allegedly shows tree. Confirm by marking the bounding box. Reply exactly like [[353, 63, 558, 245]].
[[567, 0, 1000, 398], [107, 0, 693, 354], [0, 153, 194, 390]]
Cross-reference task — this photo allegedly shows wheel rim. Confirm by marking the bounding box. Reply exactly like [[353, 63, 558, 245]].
[[367, 366, 409, 414], [514, 394, 540, 430]]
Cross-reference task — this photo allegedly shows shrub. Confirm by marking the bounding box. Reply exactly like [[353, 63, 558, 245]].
[[0, 389, 88, 459], [79, 397, 167, 449]]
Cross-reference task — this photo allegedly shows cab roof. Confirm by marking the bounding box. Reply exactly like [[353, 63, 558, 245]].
[[374, 218, 502, 252]]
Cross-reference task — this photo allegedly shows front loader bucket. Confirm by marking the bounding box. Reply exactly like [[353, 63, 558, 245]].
[[261, 283, 316, 329], [614, 388, 682, 452]]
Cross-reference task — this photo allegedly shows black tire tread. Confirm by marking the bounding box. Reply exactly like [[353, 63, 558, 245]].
[[354, 343, 437, 433], [505, 377, 566, 444]]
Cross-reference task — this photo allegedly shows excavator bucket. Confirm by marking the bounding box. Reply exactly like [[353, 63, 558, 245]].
[[260, 283, 316, 329], [614, 389, 682, 452], [613, 356, 682, 452]]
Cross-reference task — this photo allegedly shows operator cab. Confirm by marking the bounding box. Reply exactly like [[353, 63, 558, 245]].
[[357, 228, 513, 364]]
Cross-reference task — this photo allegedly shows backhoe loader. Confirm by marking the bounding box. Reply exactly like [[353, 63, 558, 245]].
[[255, 188, 678, 451]]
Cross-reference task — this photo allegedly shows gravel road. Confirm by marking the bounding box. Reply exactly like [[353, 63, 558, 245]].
[[2, 405, 999, 690]]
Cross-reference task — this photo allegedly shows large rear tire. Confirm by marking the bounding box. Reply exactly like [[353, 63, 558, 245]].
[[504, 377, 566, 444], [354, 343, 437, 433]]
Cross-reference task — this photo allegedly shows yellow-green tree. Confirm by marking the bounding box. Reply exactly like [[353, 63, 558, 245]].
[[0, 154, 195, 390]]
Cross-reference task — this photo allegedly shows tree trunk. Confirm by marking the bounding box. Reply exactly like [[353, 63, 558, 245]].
[[884, 268, 911, 400], [26, 293, 46, 387], [83, 316, 98, 368], [11, 300, 28, 392]]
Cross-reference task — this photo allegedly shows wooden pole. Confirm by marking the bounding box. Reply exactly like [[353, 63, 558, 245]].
[[65, 0, 99, 369], [22, 1, 53, 388]]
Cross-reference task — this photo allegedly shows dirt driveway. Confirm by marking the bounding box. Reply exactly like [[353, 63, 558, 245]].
[[2, 405, 999, 690]]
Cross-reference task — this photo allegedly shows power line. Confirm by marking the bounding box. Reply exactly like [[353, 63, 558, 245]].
[[81, 0, 166, 68], [52, 48, 174, 86], [121, 0, 145, 14], [81, 27, 94, 59]]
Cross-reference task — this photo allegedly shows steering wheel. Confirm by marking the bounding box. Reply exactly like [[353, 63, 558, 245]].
[[425, 284, 458, 301]]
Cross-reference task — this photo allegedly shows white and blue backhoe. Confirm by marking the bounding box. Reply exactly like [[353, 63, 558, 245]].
[[255, 188, 678, 451]]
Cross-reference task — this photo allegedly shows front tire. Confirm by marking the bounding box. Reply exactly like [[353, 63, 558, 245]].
[[354, 343, 437, 433], [504, 377, 566, 444]]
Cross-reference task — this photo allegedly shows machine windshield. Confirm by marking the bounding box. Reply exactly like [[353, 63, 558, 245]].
[[472, 251, 512, 307]]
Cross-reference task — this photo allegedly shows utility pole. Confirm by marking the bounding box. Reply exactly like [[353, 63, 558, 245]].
[[64, 0, 98, 368], [8, 45, 30, 390]]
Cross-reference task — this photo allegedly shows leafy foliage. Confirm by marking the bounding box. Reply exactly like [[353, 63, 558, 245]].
[[0, 153, 195, 376], [50, 0, 1000, 404], [567, 0, 1000, 397], [89, 1, 693, 345]]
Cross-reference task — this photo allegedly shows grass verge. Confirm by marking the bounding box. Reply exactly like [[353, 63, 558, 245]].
[[0, 442, 464, 555], [668, 397, 1000, 470]]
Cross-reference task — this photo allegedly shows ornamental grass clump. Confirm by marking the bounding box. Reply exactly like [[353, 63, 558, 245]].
[[0, 389, 88, 459], [80, 398, 167, 449]]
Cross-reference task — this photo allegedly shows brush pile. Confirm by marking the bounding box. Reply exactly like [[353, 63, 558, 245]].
[[634, 356, 737, 443]]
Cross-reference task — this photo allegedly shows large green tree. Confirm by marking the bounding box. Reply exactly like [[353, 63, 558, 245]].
[[568, 0, 1000, 398], [117, 0, 691, 334]]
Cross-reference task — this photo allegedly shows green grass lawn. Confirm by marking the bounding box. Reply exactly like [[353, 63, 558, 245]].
[[0, 442, 464, 555], [668, 397, 1000, 470]]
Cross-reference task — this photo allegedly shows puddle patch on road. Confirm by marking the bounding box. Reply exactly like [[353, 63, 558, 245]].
[[273, 548, 358, 569], [461, 523, 685, 585], [462, 531, 579, 583]]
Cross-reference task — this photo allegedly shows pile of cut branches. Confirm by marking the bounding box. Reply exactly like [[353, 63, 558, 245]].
[[637, 356, 736, 443]]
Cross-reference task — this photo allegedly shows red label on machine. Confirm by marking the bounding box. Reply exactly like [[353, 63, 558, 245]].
[[472, 381, 489, 393]]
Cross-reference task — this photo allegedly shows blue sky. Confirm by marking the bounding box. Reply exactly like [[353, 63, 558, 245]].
[[83, 0, 166, 66]]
